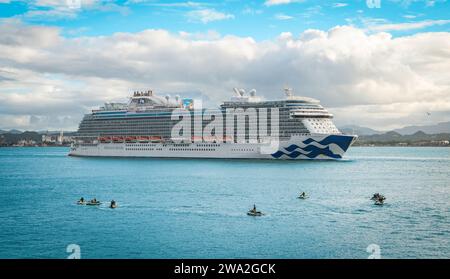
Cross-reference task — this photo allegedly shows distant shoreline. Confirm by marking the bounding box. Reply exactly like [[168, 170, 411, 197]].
[[0, 145, 71, 148], [1, 145, 448, 148], [353, 144, 449, 147]]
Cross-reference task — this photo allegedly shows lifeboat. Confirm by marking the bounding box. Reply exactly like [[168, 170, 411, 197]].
[[223, 135, 233, 142], [191, 136, 203, 142], [247, 210, 263, 216], [203, 136, 219, 143], [137, 136, 149, 142], [150, 136, 162, 142], [112, 136, 124, 142]]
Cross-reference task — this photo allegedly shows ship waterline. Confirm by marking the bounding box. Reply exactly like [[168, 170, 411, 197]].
[[69, 88, 357, 159]]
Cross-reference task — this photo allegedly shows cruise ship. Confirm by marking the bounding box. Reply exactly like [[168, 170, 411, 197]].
[[69, 88, 357, 159]]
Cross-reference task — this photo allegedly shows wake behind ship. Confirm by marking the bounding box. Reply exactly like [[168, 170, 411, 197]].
[[69, 88, 357, 159]]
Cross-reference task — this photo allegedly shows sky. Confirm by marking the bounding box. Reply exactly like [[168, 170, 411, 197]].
[[0, 0, 449, 131]]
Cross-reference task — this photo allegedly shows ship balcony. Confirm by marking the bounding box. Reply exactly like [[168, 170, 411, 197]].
[[290, 111, 333, 118]]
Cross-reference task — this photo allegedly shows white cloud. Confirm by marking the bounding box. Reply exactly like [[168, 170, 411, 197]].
[[143, 1, 204, 7], [15, 0, 129, 19], [332, 3, 348, 8], [274, 13, 294, 20], [300, 5, 323, 18], [186, 9, 234, 23], [390, 0, 447, 7], [242, 7, 263, 15], [24, 8, 79, 19], [264, 0, 303, 6], [35, 0, 97, 7], [367, 19, 450, 32], [0, 22, 449, 130]]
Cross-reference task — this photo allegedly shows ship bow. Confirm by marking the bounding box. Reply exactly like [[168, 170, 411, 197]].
[[271, 134, 358, 159]]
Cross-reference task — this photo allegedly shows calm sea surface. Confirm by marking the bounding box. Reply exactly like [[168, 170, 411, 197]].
[[0, 147, 449, 259]]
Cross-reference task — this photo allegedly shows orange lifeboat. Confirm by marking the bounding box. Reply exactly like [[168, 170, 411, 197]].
[[203, 136, 219, 142], [137, 136, 149, 142], [223, 135, 233, 142], [112, 136, 124, 142], [150, 136, 162, 142], [191, 136, 203, 142]]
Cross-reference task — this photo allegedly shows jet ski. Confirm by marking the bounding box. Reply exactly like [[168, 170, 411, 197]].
[[371, 193, 385, 201], [374, 199, 384, 206], [247, 204, 263, 216], [247, 210, 263, 216], [86, 200, 101, 206], [77, 198, 85, 205]]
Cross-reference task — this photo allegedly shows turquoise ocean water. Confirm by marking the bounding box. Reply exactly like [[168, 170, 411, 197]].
[[0, 147, 449, 258]]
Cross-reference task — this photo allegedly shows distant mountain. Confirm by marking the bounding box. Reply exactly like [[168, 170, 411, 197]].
[[339, 125, 382, 136], [0, 131, 42, 145], [355, 130, 450, 145], [7, 129, 22, 134], [0, 129, 22, 134], [37, 130, 76, 135], [358, 131, 402, 142], [393, 121, 450, 135]]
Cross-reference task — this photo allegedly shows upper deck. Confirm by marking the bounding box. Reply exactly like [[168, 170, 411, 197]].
[[91, 88, 332, 119]]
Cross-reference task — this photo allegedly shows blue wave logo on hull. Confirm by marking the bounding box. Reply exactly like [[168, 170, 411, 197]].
[[302, 135, 353, 151], [271, 135, 354, 159]]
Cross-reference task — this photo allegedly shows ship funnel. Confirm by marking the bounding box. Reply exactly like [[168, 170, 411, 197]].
[[249, 89, 256, 97], [238, 89, 246, 96], [165, 95, 170, 102], [175, 95, 180, 102]]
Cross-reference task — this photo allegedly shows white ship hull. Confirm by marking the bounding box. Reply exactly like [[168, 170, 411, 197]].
[[69, 134, 357, 160]]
